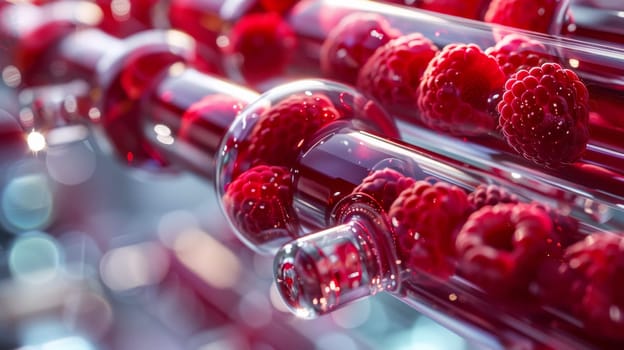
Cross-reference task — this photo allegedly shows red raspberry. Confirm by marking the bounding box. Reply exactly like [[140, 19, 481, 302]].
[[388, 180, 471, 279], [467, 184, 519, 211], [555, 233, 624, 341], [416, 43, 506, 136], [485, 34, 555, 78], [224, 12, 296, 84], [356, 33, 438, 117], [259, 0, 298, 14], [320, 13, 401, 84], [498, 62, 590, 167], [352, 168, 416, 212], [240, 93, 341, 173], [484, 0, 567, 34], [382, 0, 487, 19], [532, 202, 582, 249], [418, 0, 488, 20], [179, 94, 246, 143], [222, 165, 297, 245], [455, 203, 553, 296]]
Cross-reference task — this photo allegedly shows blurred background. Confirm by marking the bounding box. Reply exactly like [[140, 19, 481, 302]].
[[0, 76, 477, 349]]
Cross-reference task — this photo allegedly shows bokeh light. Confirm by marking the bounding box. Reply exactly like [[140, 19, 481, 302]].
[[172, 229, 241, 289], [100, 241, 169, 292], [315, 332, 358, 350], [331, 299, 371, 329], [8, 231, 63, 284], [27, 131, 46, 152], [1, 172, 54, 232], [237, 291, 272, 328], [45, 139, 97, 186]]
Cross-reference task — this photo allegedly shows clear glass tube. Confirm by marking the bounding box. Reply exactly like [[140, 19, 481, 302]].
[[276, 0, 624, 200], [4, 2, 624, 347]]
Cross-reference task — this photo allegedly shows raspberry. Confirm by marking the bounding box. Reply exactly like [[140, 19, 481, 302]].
[[485, 34, 555, 78], [239, 93, 341, 173], [179, 94, 246, 142], [455, 202, 553, 296], [467, 184, 519, 211], [388, 180, 471, 279], [352, 168, 416, 212], [416, 43, 506, 136], [259, 0, 298, 14], [224, 12, 296, 84], [484, 0, 566, 33], [320, 13, 401, 84], [382, 0, 487, 19], [498, 62, 590, 167], [532, 203, 582, 249], [555, 233, 624, 341], [418, 0, 488, 20], [356, 33, 438, 116], [222, 165, 297, 245]]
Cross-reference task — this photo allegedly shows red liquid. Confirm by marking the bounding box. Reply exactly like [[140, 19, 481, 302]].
[[145, 67, 258, 177], [291, 127, 624, 348], [286, 0, 624, 202]]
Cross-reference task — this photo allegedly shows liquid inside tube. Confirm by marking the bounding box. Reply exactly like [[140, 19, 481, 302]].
[[275, 127, 624, 349]]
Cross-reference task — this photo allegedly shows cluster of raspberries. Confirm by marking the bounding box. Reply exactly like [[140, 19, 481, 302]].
[[353, 167, 624, 342], [320, 11, 590, 168]]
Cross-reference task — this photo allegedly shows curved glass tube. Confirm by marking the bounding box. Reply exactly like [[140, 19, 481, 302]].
[[3, 2, 624, 348], [281, 1, 624, 200]]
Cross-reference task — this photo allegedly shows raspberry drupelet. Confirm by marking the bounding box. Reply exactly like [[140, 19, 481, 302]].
[[388, 180, 472, 279], [351, 167, 416, 212], [416, 43, 506, 136], [498, 62, 590, 167], [320, 12, 401, 84], [455, 202, 555, 297], [222, 164, 297, 245], [357, 33, 439, 117]]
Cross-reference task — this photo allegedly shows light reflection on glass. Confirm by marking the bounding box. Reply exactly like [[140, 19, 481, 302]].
[[8, 231, 62, 284]]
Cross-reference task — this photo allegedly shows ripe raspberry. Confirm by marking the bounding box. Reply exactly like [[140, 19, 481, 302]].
[[416, 43, 506, 136], [455, 202, 554, 296], [224, 12, 296, 84], [532, 202, 582, 249], [484, 0, 566, 33], [259, 0, 298, 14], [467, 184, 519, 211], [222, 165, 297, 246], [352, 168, 416, 212], [485, 34, 555, 78], [320, 13, 401, 84], [418, 0, 488, 20], [356, 33, 438, 116], [498, 62, 590, 167], [382, 0, 487, 19], [388, 180, 471, 279], [179, 94, 246, 143], [554, 233, 624, 341], [239, 93, 341, 173]]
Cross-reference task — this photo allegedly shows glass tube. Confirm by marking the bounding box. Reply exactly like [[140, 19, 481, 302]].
[[7, 5, 624, 347]]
